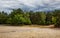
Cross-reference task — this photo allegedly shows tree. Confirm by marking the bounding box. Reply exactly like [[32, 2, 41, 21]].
[[1, 8, 60, 27], [7, 8, 31, 25], [39, 12, 46, 25], [46, 12, 52, 25], [53, 10, 60, 27], [0, 11, 8, 24], [29, 11, 46, 25]]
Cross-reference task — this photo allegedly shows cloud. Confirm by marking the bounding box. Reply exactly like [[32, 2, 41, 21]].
[[0, 0, 60, 13]]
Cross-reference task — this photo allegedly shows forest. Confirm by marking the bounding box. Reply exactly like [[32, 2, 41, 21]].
[[0, 8, 60, 27]]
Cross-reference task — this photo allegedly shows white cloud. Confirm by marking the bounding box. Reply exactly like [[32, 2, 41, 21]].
[[0, 0, 60, 13]]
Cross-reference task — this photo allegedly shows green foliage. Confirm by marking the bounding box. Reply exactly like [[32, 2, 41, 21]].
[[0, 8, 60, 27], [40, 12, 46, 25], [0, 11, 8, 24], [53, 10, 60, 27], [6, 9, 31, 25], [46, 12, 52, 25], [52, 16, 57, 24]]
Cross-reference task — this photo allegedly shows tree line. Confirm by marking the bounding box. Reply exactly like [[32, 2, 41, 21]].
[[0, 8, 60, 27]]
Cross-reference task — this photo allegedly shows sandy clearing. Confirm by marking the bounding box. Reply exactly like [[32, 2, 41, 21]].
[[0, 26, 60, 38]]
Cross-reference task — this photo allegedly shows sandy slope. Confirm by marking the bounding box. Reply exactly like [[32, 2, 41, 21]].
[[0, 26, 60, 38]]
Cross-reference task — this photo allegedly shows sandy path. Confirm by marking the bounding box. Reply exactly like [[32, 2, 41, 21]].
[[0, 26, 60, 38]]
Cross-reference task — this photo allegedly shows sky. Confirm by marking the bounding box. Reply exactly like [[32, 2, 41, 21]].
[[0, 0, 60, 13]]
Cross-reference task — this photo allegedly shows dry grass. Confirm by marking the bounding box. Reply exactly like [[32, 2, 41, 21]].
[[0, 25, 60, 38], [21, 25, 55, 28]]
